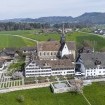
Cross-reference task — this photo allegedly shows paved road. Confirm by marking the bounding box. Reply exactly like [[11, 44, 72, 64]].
[[81, 92, 92, 105], [0, 82, 51, 93]]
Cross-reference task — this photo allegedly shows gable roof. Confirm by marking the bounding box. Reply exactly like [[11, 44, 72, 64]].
[[62, 54, 74, 62], [26, 59, 74, 70], [66, 41, 76, 50], [38, 41, 60, 51], [37, 41, 76, 51], [80, 52, 105, 69], [20, 47, 36, 51], [49, 59, 74, 69]]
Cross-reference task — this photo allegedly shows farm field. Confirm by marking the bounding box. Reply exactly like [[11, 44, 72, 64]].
[[0, 34, 35, 49], [0, 30, 105, 50], [0, 82, 105, 105]]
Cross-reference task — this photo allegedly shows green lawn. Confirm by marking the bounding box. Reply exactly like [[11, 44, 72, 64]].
[[0, 30, 105, 51], [84, 82, 105, 105], [0, 87, 88, 105], [0, 82, 105, 105]]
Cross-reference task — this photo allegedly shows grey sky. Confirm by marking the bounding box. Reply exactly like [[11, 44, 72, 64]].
[[0, 0, 105, 19]]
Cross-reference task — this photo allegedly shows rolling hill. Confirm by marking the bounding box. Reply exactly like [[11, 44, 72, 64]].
[[1, 12, 105, 24]]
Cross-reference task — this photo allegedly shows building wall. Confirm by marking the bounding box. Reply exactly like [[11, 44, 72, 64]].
[[25, 62, 52, 77], [38, 48, 75, 60], [25, 62, 75, 77], [76, 59, 105, 77], [86, 67, 105, 77], [52, 68, 75, 76], [71, 50, 76, 59], [38, 51, 58, 60]]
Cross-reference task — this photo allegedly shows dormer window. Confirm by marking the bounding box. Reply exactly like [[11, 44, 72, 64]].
[[94, 59, 101, 65]]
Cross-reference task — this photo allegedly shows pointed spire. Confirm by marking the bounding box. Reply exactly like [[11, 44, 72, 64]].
[[60, 23, 66, 44], [62, 23, 65, 35]]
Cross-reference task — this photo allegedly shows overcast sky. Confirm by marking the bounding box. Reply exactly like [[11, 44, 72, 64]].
[[0, 0, 105, 19]]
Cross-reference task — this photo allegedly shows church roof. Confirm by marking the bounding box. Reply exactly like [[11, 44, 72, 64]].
[[66, 42, 76, 50], [37, 41, 75, 51], [62, 54, 74, 62], [38, 41, 60, 51]]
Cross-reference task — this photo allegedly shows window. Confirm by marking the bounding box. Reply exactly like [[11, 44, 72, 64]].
[[44, 52, 46, 55], [67, 71, 74, 73], [51, 52, 53, 55], [54, 52, 56, 55], [99, 67, 102, 69], [99, 71, 101, 73], [40, 52, 41, 56], [47, 52, 49, 55]]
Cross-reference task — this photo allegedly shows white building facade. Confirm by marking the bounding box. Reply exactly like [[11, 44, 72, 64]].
[[25, 61, 51, 77], [25, 60, 75, 77], [76, 53, 105, 78]]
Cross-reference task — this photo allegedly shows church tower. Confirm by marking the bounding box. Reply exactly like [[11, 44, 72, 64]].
[[60, 24, 66, 44], [59, 24, 70, 58]]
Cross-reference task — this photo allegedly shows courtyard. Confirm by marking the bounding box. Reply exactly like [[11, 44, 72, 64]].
[[24, 75, 74, 84]]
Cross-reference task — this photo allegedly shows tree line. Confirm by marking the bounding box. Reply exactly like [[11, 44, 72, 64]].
[[0, 22, 93, 31], [0, 22, 50, 31]]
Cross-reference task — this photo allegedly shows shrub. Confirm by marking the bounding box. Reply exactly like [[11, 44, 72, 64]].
[[17, 95, 24, 103]]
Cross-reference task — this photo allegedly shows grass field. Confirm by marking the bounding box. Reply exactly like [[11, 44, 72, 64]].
[[83, 82, 105, 105], [0, 88, 87, 105], [0, 34, 35, 49], [0, 30, 105, 50], [0, 82, 105, 105]]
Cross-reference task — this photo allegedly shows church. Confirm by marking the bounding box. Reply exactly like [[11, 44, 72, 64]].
[[25, 27, 76, 77], [37, 28, 76, 60]]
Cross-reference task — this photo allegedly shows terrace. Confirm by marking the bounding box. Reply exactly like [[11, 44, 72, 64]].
[[51, 81, 72, 93]]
